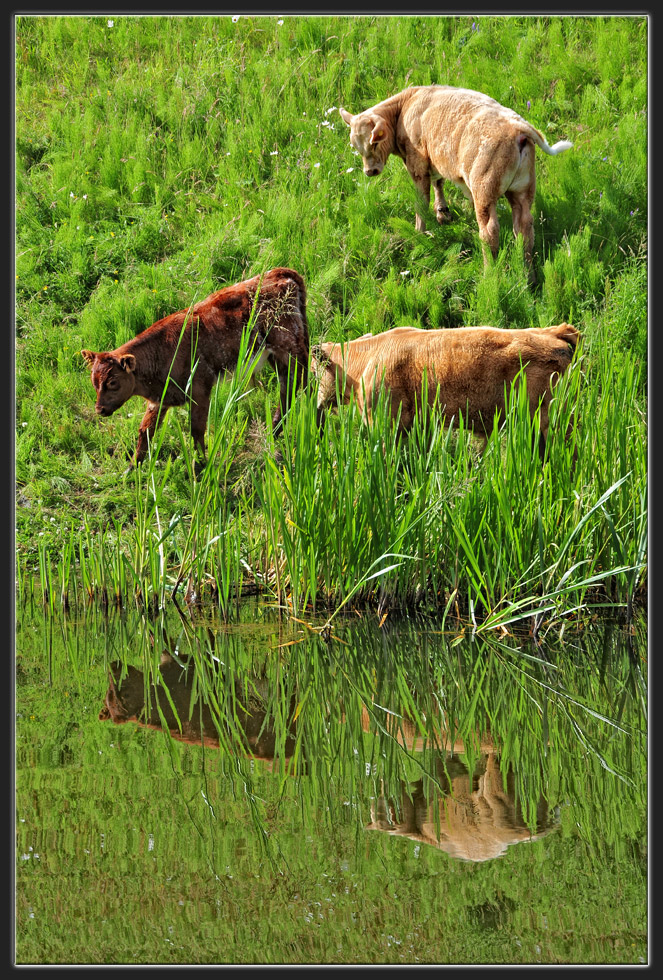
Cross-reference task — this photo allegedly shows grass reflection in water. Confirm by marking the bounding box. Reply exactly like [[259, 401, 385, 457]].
[[15, 601, 647, 965]]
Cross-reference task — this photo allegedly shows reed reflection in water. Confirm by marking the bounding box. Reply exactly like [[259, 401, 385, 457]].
[[15, 600, 647, 965], [98, 637, 558, 864]]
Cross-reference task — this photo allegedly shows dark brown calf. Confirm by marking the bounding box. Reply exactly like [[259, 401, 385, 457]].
[[99, 656, 298, 762], [81, 267, 309, 466]]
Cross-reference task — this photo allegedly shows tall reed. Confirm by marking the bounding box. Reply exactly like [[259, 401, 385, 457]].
[[25, 330, 646, 630]]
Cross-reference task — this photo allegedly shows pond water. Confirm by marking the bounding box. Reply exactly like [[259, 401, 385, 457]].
[[15, 599, 648, 965]]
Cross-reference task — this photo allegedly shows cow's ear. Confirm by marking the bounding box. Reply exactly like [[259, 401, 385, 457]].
[[339, 107, 353, 126], [369, 122, 387, 145], [119, 354, 136, 373], [81, 349, 97, 368]]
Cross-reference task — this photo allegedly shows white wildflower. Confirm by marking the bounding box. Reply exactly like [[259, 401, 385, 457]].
[[346, 167, 354, 173], [232, 15, 240, 23], [107, 20, 114, 28]]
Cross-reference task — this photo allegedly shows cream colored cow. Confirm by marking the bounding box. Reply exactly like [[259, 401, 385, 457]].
[[365, 753, 555, 863], [340, 85, 573, 267]]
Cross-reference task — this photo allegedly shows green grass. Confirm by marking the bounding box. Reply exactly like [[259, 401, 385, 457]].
[[15, 14, 648, 624]]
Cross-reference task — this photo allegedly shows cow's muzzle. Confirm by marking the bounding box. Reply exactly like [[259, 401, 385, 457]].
[[365, 168, 380, 177]]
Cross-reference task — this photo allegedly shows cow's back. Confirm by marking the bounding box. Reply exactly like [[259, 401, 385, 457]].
[[350, 325, 576, 431], [180, 267, 309, 377], [398, 85, 542, 194], [394, 326, 574, 419]]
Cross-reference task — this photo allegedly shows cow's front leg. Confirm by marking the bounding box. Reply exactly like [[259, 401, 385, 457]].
[[409, 171, 431, 233], [189, 395, 210, 461], [134, 401, 168, 467], [433, 179, 452, 224]]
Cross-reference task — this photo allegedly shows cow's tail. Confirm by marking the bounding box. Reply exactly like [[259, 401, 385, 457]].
[[527, 125, 573, 156], [545, 322, 581, 350], [286, 270, 310, 392]]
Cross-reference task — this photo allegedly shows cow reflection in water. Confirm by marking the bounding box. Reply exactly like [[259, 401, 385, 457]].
[[99, 653, 297, 764], [363, 718, 555, 862]]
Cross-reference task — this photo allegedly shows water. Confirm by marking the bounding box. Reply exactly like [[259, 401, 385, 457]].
[[15, 599, 648, 964]]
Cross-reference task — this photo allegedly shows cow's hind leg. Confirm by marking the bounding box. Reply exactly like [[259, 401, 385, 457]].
[[506, 186, 536, 279], [536, 401, 550, 464], [272, 354, 307, 435], [189, 397, 211, 462], [433, 179, 452, 224], [474, 197, 501, 266]]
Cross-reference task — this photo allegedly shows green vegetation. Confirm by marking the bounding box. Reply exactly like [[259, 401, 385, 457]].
[[15, 603, 647, 964], [15, 14, 647, 622], [15, 17, 648, 964]]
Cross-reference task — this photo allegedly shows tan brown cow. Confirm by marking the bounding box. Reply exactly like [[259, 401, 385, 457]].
[[312, 323, 580, 458], [360, 709, 556, 862], [99, 655, 298, 764], [81, 267, 309, 467], [339, 85, 573, 267], [364, 752, 555, 863]]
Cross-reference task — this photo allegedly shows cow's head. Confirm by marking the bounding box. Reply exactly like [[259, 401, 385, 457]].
[[81, 349, 137, 416], [339, 108, 391, 177]]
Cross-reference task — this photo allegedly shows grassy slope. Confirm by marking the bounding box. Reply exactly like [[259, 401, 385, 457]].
[[15, 14, 648, 615]]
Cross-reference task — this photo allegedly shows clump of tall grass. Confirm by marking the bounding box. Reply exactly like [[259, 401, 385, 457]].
[[24, 317, 646, 633]]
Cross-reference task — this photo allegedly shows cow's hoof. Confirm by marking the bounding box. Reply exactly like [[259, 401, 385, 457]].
[[436, 207, 452, 225]]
